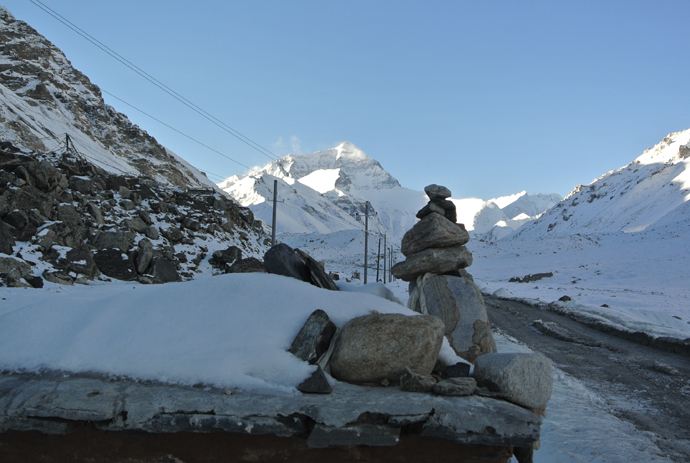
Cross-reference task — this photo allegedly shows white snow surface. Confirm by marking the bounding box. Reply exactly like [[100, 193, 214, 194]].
[[0, 273, 416, 394]]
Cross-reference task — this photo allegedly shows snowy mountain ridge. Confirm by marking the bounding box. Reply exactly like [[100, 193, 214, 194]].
[[220, 142, 562, 243], [511, 128, 690, 240], [0, 6, 215, 191]]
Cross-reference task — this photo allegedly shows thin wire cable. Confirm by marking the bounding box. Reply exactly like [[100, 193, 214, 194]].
[[29, 0, 279, 162], [100, 89, 253, 171]]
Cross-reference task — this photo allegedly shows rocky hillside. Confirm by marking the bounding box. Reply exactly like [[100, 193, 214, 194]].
[[0, 142, 267, 288], [0, 6, 214, 190], [511, 129, 690, 239]]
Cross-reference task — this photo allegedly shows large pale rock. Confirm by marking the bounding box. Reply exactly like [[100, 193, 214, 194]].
[[329, 313, 445, 383], [401, 212, 470, 256], [474, 353, 553, 410], [391, 246, 473, 282], [409, 274, 496, 362]]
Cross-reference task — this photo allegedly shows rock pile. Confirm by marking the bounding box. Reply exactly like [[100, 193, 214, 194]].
[[0, 144, 267, 287], [392, 184, 497, 362]]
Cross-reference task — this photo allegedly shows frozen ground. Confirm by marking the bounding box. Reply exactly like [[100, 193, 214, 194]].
[[468, 230, 690, 341]]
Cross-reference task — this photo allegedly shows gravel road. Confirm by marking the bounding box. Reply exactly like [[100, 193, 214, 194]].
[[484, 296, 690, 462]]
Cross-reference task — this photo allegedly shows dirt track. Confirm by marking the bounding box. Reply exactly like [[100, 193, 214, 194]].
[[485, 296, 690, 462]]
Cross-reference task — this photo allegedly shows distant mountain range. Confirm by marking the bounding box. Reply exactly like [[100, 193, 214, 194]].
[[219, 142, 562, 242]]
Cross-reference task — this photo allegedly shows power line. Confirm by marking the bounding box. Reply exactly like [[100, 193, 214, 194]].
[[100, 89, 254, 171], [29, 0, 280, 162]]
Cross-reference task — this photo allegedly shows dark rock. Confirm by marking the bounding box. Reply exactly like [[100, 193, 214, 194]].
[[27, 161, 67, 192], [119, 199, 136, 211], [289, 309, 337, 365], [0, 256, 31, 278], [42, 270, 73, 285], [400, 367, 437, 393], [93, 248, 137, 281], [138, 209, 152, 225], [209, 246, 242, 269], [432, 377, 477, 397], [3, 210, 28, 230], [297, 366, 332, 394], [24, 275, 44, 288], [558, 295, 571, 302], [182, 217, 201, 231], [510, 272, 554, 283], [57, 204, 83, 227], [264, 243, 310, 283], [143, 226, 159, 240], [151, 257, 181, 284], [86, 202, 105, 225], [122, 217, 148, 234], [0, 219, 15, 255], [227, 257, 266, 274], [445, 362, 472, 378], [295, 249, 339, 291], [135, 239, 153, 274], [162, 227, 184, 244], [415, 201, 446, 219], [57, 246, 99, 280], [68, 176, 94, 194], [90, 230, 134, 252], [430, 198, 458, 223]]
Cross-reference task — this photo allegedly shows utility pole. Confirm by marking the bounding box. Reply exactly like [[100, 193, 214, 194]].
[[271, 180, 278, 247], [364, 201, 369, 284], [383, 233, 387, 284], [376, 237, 381, 282], [389, 247, 394, 282]]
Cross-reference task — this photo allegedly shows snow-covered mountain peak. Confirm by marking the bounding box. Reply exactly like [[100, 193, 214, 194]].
[[511, 128, 690, 239]]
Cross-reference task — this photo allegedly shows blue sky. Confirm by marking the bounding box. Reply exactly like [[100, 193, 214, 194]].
[[4, 1, 690, 199]]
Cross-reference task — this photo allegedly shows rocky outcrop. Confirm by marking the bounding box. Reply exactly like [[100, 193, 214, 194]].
[[0, 145, 267, 287], [329, 312, 445, 383]]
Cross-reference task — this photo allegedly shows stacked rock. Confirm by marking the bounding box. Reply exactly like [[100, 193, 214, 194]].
[[391, 184, 497, 363]]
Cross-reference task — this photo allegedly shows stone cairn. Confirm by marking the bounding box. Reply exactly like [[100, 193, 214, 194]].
[[391, 184, 497, 363]]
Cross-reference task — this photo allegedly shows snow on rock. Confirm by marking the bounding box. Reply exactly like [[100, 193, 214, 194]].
[[0, 274, 417, 394]]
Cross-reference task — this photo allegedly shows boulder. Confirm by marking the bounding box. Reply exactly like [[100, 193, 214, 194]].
[[162, 227, 184, 244], [68, 176, 94, 194], [264, 243, 310, 283], [27, 161, 67, 192], [209, 246, 242, 269], [400, 367, 437, 393], [391, 246, 473, 282], [288, 309, 337, 365], [432, 377, 477, 397], [329, 313, 445, 384], [55, 246, 99, 280], [473, 353, 553, 410], [227, 257, 266, 274], [409, 274, 496, 362], [86, 202, 105, 225], [295, 249, 338, 291], [445, 362, 472, 378], [93, 248, 137, 281], [122, 217, 148, 234], [401, 212, 470, 256], [0, 219, 16, 255], [135, 239, 153, 274], [144, 226, 159, 240], [0, 256, 31, 278], [151, 257, 181, 284], [57, 204, 83, 227], [90, 230, 134, 252]]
